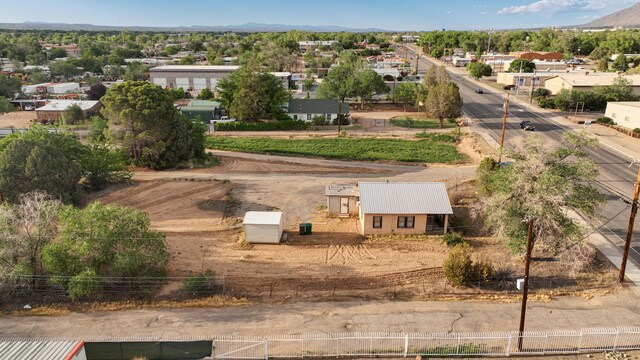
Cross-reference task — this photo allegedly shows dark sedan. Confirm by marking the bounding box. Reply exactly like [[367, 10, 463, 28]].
[[520, 121, 535, 131]]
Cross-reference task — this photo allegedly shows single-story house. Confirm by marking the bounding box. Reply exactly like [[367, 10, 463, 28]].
[[287, 99, 349, 123], [357, 182, 453, 236], [544, 73, 640, 95], [325, 184, 359, 217], [372, 67, 401, 81], [243, 211, 284, 244], [605, 102, 640, 130], [500, 60, 567, 72], [0, 340, 87, 360], [35, 100, 101, 122]]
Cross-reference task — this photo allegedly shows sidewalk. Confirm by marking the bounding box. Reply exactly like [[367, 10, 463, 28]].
[[419, 52, 640, 286]]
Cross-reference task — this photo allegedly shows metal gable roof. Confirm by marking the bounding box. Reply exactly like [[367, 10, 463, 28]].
[[287, 99, 350, 114], [358, 182, 453, 215], [0, 340, 81, 360]]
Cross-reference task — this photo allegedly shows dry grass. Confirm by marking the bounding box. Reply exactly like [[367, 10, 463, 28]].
[[8, 295, 251, 317]]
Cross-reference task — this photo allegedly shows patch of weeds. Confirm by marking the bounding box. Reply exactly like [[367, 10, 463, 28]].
[[223, 192, 239, 218]]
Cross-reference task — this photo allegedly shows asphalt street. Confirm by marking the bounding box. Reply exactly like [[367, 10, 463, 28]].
[[398, 45, 640, 271]]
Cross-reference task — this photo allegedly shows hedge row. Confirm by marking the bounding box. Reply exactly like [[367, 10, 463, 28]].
[[214, 121, 309, 131]]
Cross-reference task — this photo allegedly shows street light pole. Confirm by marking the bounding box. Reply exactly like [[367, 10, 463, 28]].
[[619, 165, 640, 283], [498, 93, 510, 163], [518, 218, 535, 352]]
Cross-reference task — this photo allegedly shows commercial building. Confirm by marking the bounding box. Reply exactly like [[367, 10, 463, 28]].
[[149, 65, 291, 90], [243, 211, 284, 244], [544, 73, 640, 95], [149, 65, 240, 90], [287, 99, 349, 123], [510, 51, 564, 61], [357, 182, 453, 236], [35, 100, 101, 122], [47, 82, 80, 94], [605, 102, 640, 130], [496, 71, 564, 88]]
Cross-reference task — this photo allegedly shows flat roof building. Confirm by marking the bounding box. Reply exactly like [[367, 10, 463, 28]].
[[605, 102, 640, 130], [36, 100, 101, 122], [544, 73, 640, 95]]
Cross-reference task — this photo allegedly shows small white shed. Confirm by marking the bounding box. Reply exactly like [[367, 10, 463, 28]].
[[243, 211, 284, 244]]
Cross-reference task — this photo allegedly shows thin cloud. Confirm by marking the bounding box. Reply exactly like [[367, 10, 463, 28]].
[[497, 0, 635, 15]]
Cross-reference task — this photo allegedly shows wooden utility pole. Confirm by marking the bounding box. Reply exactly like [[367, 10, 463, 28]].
[[518, 218, 535, 352], [498, 93, 510, 163], [337, 100, 342, 134], [619, 165, 640, 283]]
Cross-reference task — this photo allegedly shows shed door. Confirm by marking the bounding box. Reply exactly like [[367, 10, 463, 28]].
[[340, 198, 349, 214]]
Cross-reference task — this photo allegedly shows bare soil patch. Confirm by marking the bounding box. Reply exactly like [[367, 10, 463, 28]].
[[0, 111, 35, 128]]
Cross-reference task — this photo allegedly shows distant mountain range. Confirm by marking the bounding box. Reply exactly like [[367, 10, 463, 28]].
[[0, 21, 390, 33], [583, 2, 640, 28]]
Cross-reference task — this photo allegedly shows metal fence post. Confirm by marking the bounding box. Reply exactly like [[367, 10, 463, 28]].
[[404, 334, 409, 358], [614, 328, 620, 351], [506, 335, 512, 356], [336, 338, 339, 358], [264, 339, 268, 360]]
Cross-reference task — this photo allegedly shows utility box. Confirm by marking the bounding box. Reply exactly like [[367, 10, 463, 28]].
[[516, 278, 524, 290]]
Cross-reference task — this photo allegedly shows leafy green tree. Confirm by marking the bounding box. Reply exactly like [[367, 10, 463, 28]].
[[196, 87, 215, 100], [612, 54, 629, 72], [355, 69, 389, 108], [88, 116, 108, 143], [0, 137, 83, 204], [165, 87, 186, 100], [27, 70, 49, 85], [86, 83, 107, 101], [123, 61, 146, 81], [42, 202, 169, 300], [50, 60, 81, 78], [0, 75, 21, 98], [81, 145, 131, 190], [0, 97, 13, 114], [179, 54, 196, 65], [508, 59, 536, 73], [216, 65, 291, 120], [425, 82, 463, 128], [48, 47, 68, 59], [0, 191, 63, 279], [101, 81, 197, 169], [63, 104, 84, 125], [394, 82, 419, 111], [480, 132, 603, 254], [317, 64, 358, 106], [468, 62, 492, 79]]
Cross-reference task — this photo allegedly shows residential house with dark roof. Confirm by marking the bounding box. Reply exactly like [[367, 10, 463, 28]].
[[287, 99, 349, 123]]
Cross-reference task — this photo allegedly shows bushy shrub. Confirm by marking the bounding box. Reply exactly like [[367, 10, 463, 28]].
[[215, 121, 308, 131], [442, 232, 464, 246], [634, 128, 640, 133], [537, 98, 555, 109], [596, 117, 614, 125], [443, 244, 474, 285], [471, 258, 495, 283], [533, 88, 551, 98], [312, 115, 328, 126], [183, 269, 217, 296], [332, 115, 350, 126]]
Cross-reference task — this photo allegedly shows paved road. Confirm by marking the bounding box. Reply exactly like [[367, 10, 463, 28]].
[[2, 290, 639, 338], [397, 45, 640, 272]]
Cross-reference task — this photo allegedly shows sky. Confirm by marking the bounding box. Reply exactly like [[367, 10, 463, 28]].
[[0, 0, 636, 30]]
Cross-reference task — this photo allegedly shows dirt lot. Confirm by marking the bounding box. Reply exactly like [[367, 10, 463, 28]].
[[88, 153, 616, 301], [0, 110, 35, 128]]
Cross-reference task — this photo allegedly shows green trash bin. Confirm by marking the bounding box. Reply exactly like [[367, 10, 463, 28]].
[[305, 223, 312, 235], [299, 223, 306, 235]]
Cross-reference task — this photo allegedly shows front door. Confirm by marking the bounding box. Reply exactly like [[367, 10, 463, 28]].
[[426, 215, 435, 233], [340, 198, 349, 215]]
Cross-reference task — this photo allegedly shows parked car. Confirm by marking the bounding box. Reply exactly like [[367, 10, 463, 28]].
[[23, 104, 34, 111], [503, 85, 516, 90], [475, 88, 484, 94], [520, 120, 535, 131]]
